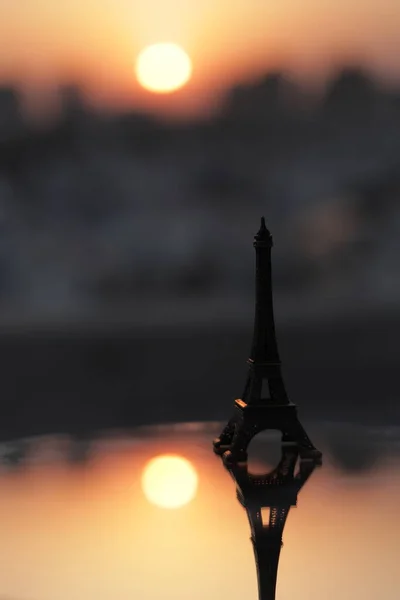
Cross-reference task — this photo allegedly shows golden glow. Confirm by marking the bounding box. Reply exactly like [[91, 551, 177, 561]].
[[135, 43, 192, 94], [1, 430, 400, 600], [1, 0, 400, 119], [141, 454, 198, 508]]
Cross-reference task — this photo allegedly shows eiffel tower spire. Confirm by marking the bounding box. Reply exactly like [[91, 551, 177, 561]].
[[244, 216, 287, 404], [250, 217, 279, 367], [213, 218, 322, 464]]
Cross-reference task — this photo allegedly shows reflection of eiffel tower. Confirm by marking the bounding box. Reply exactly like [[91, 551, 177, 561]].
[[214, 218, 322, 464], [225, 446, 319, 600]]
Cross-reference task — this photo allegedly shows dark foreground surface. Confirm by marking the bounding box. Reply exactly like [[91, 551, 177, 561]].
[[1, 311, 399, 441]]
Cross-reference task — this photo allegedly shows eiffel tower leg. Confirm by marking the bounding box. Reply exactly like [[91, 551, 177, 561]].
[[222, 420, 261, 465], [282, 417, 322, 461], [213, 415, 237, 455]]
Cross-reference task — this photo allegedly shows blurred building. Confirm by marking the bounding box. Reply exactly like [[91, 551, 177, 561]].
[[0, 87, 25, 142], [0, 69, 399, 325]]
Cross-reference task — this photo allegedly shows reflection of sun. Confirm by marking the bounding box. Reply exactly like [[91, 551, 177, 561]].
[[141, 455, 198, 509], [135, 43, 192, 94]]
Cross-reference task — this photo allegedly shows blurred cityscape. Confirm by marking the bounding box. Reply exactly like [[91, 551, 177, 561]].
[[0, 66, 400, 327]]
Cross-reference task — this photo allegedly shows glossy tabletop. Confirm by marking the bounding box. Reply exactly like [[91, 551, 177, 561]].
[[0, 421, 399, 600]]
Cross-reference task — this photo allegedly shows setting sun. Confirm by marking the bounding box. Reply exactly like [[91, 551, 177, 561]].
[[135, 43, 192, 94], [141, 454, 198, 509]]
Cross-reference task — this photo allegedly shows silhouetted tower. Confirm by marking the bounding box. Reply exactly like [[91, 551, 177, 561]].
[[227, 447, 318, 600], [213, 218, 322, 464]]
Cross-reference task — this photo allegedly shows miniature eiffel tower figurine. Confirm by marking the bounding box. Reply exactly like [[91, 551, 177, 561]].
[[213, 217, 322, 464], [226, 446, 319, 600]]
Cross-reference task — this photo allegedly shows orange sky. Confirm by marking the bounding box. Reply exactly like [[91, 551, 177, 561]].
[[1, 0, 400, 117], [0, 428, 400, 599]]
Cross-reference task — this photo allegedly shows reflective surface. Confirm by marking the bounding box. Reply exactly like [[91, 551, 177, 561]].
[[1, 421, 400, 600]]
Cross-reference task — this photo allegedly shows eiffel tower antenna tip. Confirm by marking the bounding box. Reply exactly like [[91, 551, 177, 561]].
[[255, 216, 271, 241]]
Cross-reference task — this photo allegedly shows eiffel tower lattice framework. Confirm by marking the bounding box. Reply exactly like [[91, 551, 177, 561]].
[[213, 218, 322, 465]]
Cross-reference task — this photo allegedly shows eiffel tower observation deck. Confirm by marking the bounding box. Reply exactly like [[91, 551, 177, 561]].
[[213, 218, 322, 464]]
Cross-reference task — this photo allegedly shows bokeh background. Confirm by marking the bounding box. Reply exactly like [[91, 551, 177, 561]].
[[1, 0, 400, 440]]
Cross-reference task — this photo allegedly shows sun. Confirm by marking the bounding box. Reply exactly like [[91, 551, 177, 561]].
[[135, 43, 192, 94], [141, 454, 198, 509]]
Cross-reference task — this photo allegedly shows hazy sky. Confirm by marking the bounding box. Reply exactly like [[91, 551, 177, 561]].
[[1, 0, 400, 116]]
